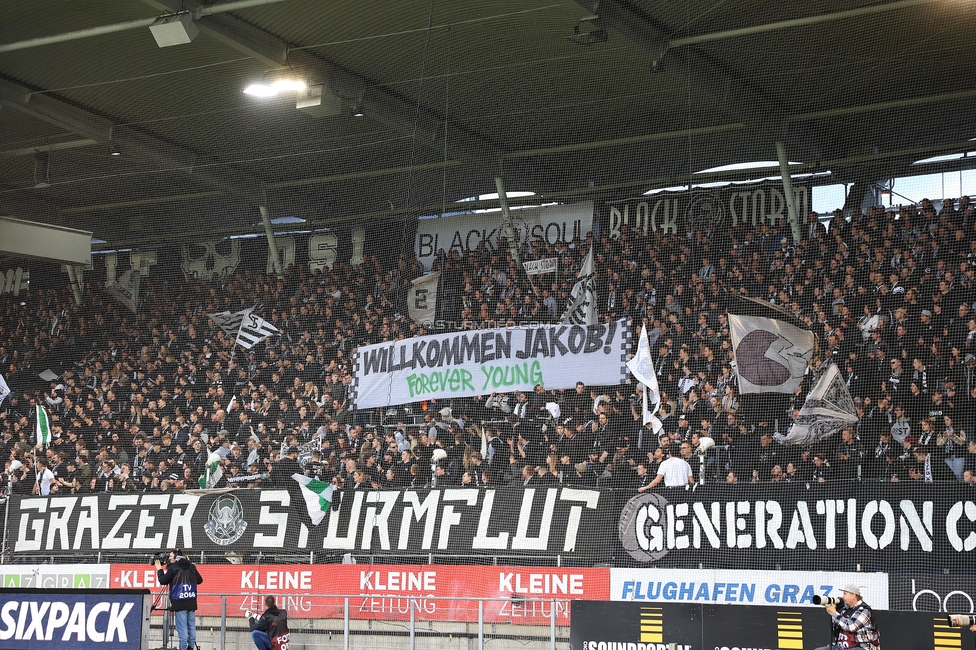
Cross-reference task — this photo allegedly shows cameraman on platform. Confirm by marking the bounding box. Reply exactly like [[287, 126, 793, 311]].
[[155, 548, 204, 650], [813, 584, 880, 650]]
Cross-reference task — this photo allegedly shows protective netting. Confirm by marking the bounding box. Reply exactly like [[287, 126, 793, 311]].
[[1, 0, 975, 628]]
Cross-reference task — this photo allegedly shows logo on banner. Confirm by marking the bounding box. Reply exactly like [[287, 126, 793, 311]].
[[685, 191, 726, 231], [204, 495, 248, 545], [618, 493, 671, 562], [181, 239, 242, 280]]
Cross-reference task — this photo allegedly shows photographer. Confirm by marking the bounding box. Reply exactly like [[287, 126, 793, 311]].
[[245, 595, 288, 650], [813, 584, 880, 650], [155, 549, 203, 650]]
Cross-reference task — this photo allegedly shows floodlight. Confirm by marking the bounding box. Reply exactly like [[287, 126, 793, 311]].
[[149, 13, 198, 48], [243, 78, 307, 97]]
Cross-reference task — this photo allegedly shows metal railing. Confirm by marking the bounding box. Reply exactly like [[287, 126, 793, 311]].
[[151, 594, 572, 650]]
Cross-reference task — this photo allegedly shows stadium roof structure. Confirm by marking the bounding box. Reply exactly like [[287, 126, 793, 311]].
[[0, 0, 974, 250]]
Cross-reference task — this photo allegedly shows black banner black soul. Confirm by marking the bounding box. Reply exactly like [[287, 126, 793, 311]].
[[8, 485, 976, 569], [570, 601, 960, 650]]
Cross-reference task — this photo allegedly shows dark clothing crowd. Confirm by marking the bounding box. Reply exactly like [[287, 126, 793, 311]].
[[2, 198, 976, 496]]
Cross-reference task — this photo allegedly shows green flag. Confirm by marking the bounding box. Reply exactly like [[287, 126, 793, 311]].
[[36, 405, 52, 447], [292, 473, 335, 525], [198, 452, 223, 489]]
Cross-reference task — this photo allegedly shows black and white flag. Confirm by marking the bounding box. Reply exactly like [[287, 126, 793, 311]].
[[728, 297, 815, 395], [627, 325, 663, 434], [407, 271, 440, 324], [208, 306, 279, 349], [778, 363, 858, 445], [560, 247, 597, 325], [0, 373, 10, 407], [106, 269, 141, 314]]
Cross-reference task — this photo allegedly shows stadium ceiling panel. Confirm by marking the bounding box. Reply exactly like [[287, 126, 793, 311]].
[[0, 0, 973, 246]]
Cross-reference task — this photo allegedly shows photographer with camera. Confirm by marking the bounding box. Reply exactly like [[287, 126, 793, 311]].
[[812, 584, 880, 650], [245, 595, 289, 650], [155, 548, 204, 650]]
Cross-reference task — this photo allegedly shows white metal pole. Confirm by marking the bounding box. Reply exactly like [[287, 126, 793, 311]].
[[494, 176, 523, 269], [776, 141, 802, 244], [669, 0, 940, 48], [344, 597, 350, 650], [478, 599, 484, 650], [409, 597, 416, 650], [550, 599, 557, 650], [0, 0, 290, 53], [259, 206, 285, 280], [220, 596, 226, 650], [65, 265, 84, 306]]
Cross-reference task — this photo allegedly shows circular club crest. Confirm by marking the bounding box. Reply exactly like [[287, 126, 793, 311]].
[[618, 492, 670, 562], [735, 329, 790, 386], [684, 192, 725, 230], [203, 494, 248, 546]]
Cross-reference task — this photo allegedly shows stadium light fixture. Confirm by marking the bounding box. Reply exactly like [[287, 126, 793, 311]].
[[243, 79, 308, 98]]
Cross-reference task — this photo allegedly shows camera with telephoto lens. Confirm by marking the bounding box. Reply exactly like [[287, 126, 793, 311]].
[[946, 614, 976, 627], [812, 595, 844, 606], [149, 551, 170, 566]]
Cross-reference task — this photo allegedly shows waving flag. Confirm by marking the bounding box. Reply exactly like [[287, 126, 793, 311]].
[[106, 268, 141, 314], [627, 325, 663, 433], [778, 363, 859, 445], [208, 306, 279, 350], [728, 297, 815, 395], [0, 374, 10, 406], [560, 247, 597, 325], [292, 474, 336, 525], [198, 452, 224, 489], [36, 405, 52, 447], [407, 272, 440, 324]]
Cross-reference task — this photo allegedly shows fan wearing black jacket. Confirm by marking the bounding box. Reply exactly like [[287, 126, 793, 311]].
[[156, 549, 203, 650], [247, 595, 287, 650]]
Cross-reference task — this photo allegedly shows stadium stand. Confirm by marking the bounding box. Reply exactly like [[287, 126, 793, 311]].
[[3, 200, 975, 501]]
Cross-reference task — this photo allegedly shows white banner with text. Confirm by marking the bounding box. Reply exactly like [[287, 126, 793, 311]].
[[351, 318, 630, 408]]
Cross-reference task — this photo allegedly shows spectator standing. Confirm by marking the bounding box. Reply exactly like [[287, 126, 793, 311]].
[[648, 451, 694, 488]]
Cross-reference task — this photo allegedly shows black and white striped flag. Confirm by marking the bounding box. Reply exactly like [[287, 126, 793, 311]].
[[208, 306, 278, 349]]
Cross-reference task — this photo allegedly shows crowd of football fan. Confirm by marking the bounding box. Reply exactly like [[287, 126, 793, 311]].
[[2, 198, 976, 495]]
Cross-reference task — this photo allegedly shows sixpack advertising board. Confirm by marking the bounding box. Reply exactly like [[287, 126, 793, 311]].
[[0, 589, 150, 650]]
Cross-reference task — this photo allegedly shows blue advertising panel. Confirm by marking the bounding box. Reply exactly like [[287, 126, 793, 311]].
[[0, 589, 149, 650]]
